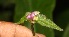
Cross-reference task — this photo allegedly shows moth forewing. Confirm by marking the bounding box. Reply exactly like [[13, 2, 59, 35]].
[[16, 15, 27, 24], [36, 14, 63, 31]]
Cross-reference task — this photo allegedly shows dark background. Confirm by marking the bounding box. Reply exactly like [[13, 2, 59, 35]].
[[54, 0, 69, 37]]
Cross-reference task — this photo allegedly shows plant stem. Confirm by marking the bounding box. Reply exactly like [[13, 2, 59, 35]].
[[31, 23, 35, 36]]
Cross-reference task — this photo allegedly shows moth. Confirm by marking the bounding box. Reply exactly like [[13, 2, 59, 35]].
[[16, 11, 63, 36]]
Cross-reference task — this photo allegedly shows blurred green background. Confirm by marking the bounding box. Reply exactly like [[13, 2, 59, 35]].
[[0, 0, 69, 37]]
